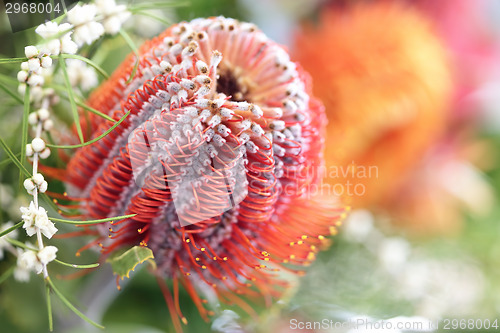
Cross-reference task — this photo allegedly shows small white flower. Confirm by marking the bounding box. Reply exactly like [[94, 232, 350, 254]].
[[43, 119, 54, 131], [27, 74, 44, 87], [20, 202, 37, 236], [31, 137, 46, 152], [27, 58, 41, 72], [18, 247, 41, 273], [67, 4, 104, 46], [37, 246, 58, 265], [23, 178, 36, 193], [14, 248, 34, 282], [95, 0, 131, 35], [0, 222, 18, 260], [41, 56, 52, 69], [36, 22, 77, 55], [37, 108, 50, 121], [17, 70, 28, 83], [26, 144, 34, 157], [34, 206, 57, 239], [25, 45, 39, 58], [39, 148, 51, 160], [66, 59, 98, 91], [60, 35, 78, 55], [20, 202, 58, 238]]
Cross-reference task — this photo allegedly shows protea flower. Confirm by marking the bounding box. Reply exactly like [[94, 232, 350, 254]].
[[293, 1, 452, 208], [52, 17, 343, 330]]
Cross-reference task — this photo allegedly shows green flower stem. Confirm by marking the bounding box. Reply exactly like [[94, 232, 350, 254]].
[[46, 277, 105, 329], [46, 110, 130, 149], [51, 213, 136, 225], [59, 54, 84, 144]]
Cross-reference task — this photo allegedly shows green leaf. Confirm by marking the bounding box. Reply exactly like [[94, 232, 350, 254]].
[[128, 0, 188, 11], [107, 246, 155, 280], [0, 136, 32, 178], [0, 265, 14, 285], [59, 54, 84, 144], [119, 30, 139, 84], [54, 259, 99, 269], [0, 81, 23, 104], [20, 85, 30, 185], [0, 57, 27, 64], [129, 10, 172, 26], [0, 221, 23, 238], [46, 283, 53, 332], [46, 277, 105, 329], [51, 213, 136, 225], [60, 54, 110, 79], [46, 110, 130, 149], [76, 100, 115, 123]]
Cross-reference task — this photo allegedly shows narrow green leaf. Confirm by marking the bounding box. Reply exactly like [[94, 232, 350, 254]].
[[51, 213, 136, 225], [5, 238, 37, 251], [46, 283, 53, 332], [0, 136, 32, 178], [0, 265, 14, 285], [76, 100, 115, 123], [0, 221, 23, 238], [119, 30, 139, 84], [20, 85, 30, 185], [107, 246, 154, 280], [129, 10, 172, 26], [0, 57, 27, 64], [46, 110, 130, 149], [60, 54, 110, 79], [59, 55, 84, 143], [129, 1, 188, 11], [0, 81, 23, 104], [54, 259, 99, 269], [46, 277, 105, 329]]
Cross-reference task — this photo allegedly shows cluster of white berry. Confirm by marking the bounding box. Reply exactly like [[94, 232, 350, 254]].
[[2, 0, 131, 281], [17, 0, 130, 105]]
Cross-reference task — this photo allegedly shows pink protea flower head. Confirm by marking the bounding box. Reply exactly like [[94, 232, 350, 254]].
[[56, 16, 343, 330]]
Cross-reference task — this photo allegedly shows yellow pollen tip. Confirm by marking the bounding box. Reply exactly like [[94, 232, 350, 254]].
[[261, 251, 269, 256], [301, 235, 308, 240], [329, 226, 338, 235], [307, 252, 316, 261], [297, 240, 304, 245], [318, 235, 325, 240], [310, 245, 317, 251], [185, 239, 190, 243], [213, 257, 217, 260], [75, 252, 81, 257], [137, 228, 142, 233], [201, 247, 206, 251], [201, 265, 207, 269], [340, 213, 347, 219], [290, 255, 296, 260], [182, 317, 188, 325], [223, 257, 228, 261], [195, 257, 200, 261], [264, 258, 269, 261], [53, 199, 58, 204], [289, 242, 295, 246], [222, 276, 227, 280], [186, 273, 191, 276], [283, 259, 289, 263]]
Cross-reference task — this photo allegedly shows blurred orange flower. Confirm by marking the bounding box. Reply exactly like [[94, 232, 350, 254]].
[[293, 1, 453, 210]]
